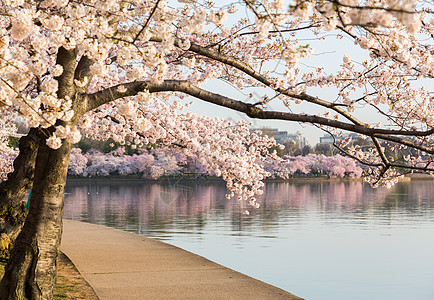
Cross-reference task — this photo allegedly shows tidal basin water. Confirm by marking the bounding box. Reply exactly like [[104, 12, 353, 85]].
[[64, 179, 434, 300]]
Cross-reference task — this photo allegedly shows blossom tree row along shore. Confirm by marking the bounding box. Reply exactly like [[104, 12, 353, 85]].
[[66, 147, 364, 179]]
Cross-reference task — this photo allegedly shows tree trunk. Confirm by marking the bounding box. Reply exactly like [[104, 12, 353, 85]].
[[0, 136, 72, 300], [0, 129, 40, 258]]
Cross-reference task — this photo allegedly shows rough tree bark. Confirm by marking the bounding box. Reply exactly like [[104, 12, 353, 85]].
[[0, 135, 72, 299], [0, 129, 40, 257], [0, 47, 79, 299]]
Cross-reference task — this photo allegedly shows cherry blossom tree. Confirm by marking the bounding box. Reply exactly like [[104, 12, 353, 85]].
[[0, 0, 432, 298], [322, 154, 364, 178], [263, 153, 363, 178], [67, 147, 182, 178]]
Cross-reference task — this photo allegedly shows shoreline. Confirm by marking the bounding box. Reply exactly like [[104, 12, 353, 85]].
[[66, 174, 429, 185]]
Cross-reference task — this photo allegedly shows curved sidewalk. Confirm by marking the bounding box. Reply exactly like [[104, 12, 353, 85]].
[[61, 219, 303, 300]]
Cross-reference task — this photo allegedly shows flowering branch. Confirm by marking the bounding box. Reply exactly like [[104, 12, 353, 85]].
[[88, 79, 434, 155]]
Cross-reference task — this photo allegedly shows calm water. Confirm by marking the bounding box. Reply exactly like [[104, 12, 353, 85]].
[[64, 179, 434, 300]]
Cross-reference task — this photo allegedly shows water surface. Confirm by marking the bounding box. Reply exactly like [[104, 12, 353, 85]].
[[64, 179, 434, 300]]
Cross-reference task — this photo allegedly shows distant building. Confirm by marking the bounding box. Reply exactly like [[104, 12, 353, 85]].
[[253, 128, 307, 149], [274, 130, 289, 143], [319, 134, 334, 145], [318, 133, 365, 146], [285, 131, 307, 149]]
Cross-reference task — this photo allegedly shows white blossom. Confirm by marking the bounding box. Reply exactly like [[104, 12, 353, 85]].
[[46, 134, 62, 149]]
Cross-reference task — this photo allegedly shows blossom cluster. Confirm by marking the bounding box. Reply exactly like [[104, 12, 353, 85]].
[[80, 99, 278, 203]]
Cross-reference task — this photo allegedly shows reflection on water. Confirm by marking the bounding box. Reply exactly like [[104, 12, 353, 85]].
[[64, 179, 434, 300]]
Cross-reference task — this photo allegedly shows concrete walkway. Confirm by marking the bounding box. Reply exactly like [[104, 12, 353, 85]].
[[61, 219, 303, 300]]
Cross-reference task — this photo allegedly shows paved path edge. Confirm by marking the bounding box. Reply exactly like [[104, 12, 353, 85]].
[[61, 219, 304, 300]]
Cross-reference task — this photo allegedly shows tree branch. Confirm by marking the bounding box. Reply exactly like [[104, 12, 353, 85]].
[[87, 80, 434, 154], [149, 34, 374, 127], [133, 0, 161, 43], [55, 47, 77, 99], [74, 55, 94, 82]]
